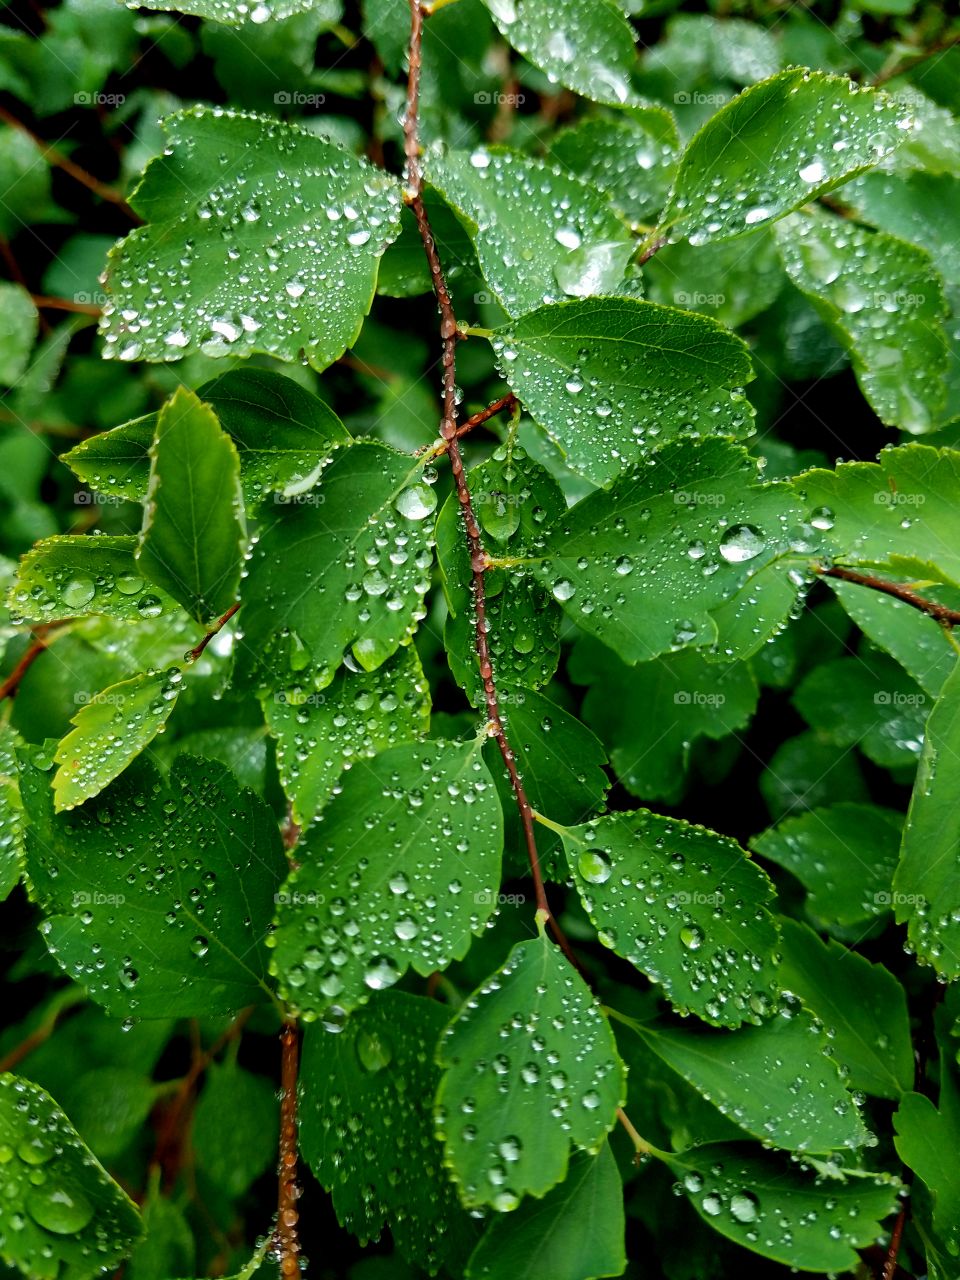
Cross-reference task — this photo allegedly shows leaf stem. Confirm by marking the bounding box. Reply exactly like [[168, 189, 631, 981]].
[[815, 564, 960, 628], [421, 392, 518, 458], [402, 0, 560, 938], [275, 1019, 302, 1279], [185, 603, 241, 663], [616, 1107, 659, 1160]]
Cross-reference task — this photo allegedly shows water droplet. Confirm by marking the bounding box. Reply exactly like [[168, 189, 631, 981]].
[[718, 524, 766, 564]]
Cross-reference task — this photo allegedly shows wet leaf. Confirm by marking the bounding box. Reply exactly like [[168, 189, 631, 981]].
[[436, 932, 625, 1208], [270, 737, 503, 1018], [101, 107, 401, 371], [558, 810, 779, 1027]]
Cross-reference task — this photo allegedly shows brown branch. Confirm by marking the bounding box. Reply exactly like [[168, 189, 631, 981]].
[[871, 30, 960, 87], [421, 392, 518, 457], [275, 1020, 302, 1278], [404, 0, 574, 959], [30, 294, 102, 316], [880, 1200, 907, 1280], [185, 603, 241, 663], [816, 564, 960, 628], [637, 234, 667, 265], [0, 993, 85, 1074], [0, 623, 70, 700], [0, 106, 137, 218]]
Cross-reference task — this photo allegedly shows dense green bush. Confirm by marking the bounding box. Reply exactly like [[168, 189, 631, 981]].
[[0, 0, 959, 1276]]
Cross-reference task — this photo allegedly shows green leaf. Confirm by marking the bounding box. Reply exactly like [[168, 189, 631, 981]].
[[20, 749, 287, 1018], [192, 1061, 278, 1197], [752, 803, 901, 932], [0, 724, 24, 901], [426, 148, 635, 319], [54, 1067, 159, 1161], [774, 213, 949, 434], [263, 644, 430, 825], [664, 1141, 899, 1271], [237, 442, 435, 688], [101, 107, 401, 371], [635, 1008, 867, 1153], [843, 171, 960, 290], [300, 992, 472, 1273], [515, 438, 806, 663], [759, 731, 869, 822], [486, 686, 608, 877], [558, 810, 779, 1027], [0, 1072, 142, 1280], [569, 636, 758, 804], [829, 577, 960, 698], [10, 536, 183, 626], [550, 115, 679, 229], [894, 1008, 960, 1251], [126, 1189, 194, 1280], [465, 1144, 625, 1280], [436, 932, 625, 1209], [776, 918, 913, 1099], [491, 300, 755, 486], [0, 284, 38, 387], [793, 651, 927, 771], [894, 660, 960, 977], [797, 443, 960, 587], [660, 69, 913, 246], [644, 231, 785, 330], [137, 388, 245, 624], [128, 0, 319, 20], [478, 0, 640, 107], [52, 667, 184, 812], [270, 737, 503, 1017], [436, 448, 565, 704], [63, 368, 351, 505]]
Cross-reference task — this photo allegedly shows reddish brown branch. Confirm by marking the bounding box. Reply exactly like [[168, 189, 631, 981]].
[[275, 1020, 301, 1278], [423, 392, 518, 457], [185, 603, 241, 662], [817, 564, 960, 628], [880, 1202, 907, 1280], [0, 623, 68, 700], [31, 294, 102, 316], [0, 106, 137, 218], [637, 235, 667, 265], [404, 0, 574, 958]]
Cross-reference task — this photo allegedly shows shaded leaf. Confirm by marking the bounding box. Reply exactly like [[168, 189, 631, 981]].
[[192, 1061, 278, 1197], [550, 115, 678, 228]]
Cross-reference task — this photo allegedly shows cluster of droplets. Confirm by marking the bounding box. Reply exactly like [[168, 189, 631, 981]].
[[427, 146, 635, 316], [0, 1075, 138, 1268], [779, 213, 944, 433], [12, 546, 165, 624], [269, 743, 501, 1021], [436, 941, 623, 1211], [571, 816, 778, 1025], [551, 117, 679, 227], [490, 326, 753, 485], [671, 70, 914, 245], [100, 107, 402, 366]]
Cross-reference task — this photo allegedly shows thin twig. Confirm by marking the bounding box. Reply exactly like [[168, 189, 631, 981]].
[[0, 106, 137, 218], [30, 294, 102, 316], [0, 623, 70, 700], [880, 1201, 907, 1280], [816, 564, 960, 628], [871, 30, 960, 87], [421, 392, 518, 457], [403, 0, 566, 949], [185, 603, 241, 663], [275, 1021, 302, 1278], [0, 992, 85, 1073]]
